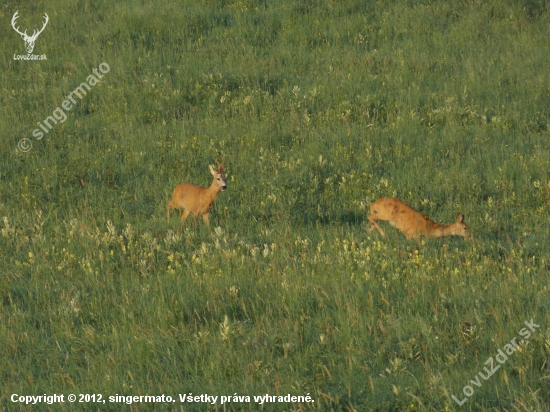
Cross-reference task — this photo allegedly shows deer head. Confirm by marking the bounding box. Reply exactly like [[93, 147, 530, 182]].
[[12, 11, 49, 54], [210, 160, 227, 191]]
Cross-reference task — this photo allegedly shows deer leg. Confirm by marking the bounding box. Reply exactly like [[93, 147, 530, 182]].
[[367, 214, 386, 237], [202, 213, 210, 227], [180, 209, 191, 224]]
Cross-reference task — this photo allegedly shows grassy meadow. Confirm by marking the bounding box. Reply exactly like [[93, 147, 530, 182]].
[[1, 0, 550, 410]]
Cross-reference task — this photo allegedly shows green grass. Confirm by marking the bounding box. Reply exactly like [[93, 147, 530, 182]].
[[1, 0, 549, 410]]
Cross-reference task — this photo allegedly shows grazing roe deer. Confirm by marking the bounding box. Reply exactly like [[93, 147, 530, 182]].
[[367, 197, 470, 239], [167, 163, 227, 227]]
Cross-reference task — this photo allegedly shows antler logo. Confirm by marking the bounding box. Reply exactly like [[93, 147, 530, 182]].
[[11, 11, 49, 54]]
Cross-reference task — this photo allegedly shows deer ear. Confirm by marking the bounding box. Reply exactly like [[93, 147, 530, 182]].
[[456, 213, 464, 223], [209, 165, 216, 175]]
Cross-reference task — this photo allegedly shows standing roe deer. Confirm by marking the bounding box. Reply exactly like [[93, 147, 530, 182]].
[[367, 197, 470, 239], [167, 163, 227, 227]]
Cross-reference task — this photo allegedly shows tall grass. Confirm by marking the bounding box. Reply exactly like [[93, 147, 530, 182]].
[[0, 0, 549, 410]]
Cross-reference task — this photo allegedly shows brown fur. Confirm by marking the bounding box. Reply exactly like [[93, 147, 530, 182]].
[[167, 163, 227, 227], [367, 197, 470, 239]]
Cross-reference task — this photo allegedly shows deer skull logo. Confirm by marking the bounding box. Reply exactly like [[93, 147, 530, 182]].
[[11, 11, 49, 54]]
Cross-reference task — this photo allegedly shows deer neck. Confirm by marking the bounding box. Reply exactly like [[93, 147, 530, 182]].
[[426, 220, 448, 238], [204, 179, 221, 200]]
